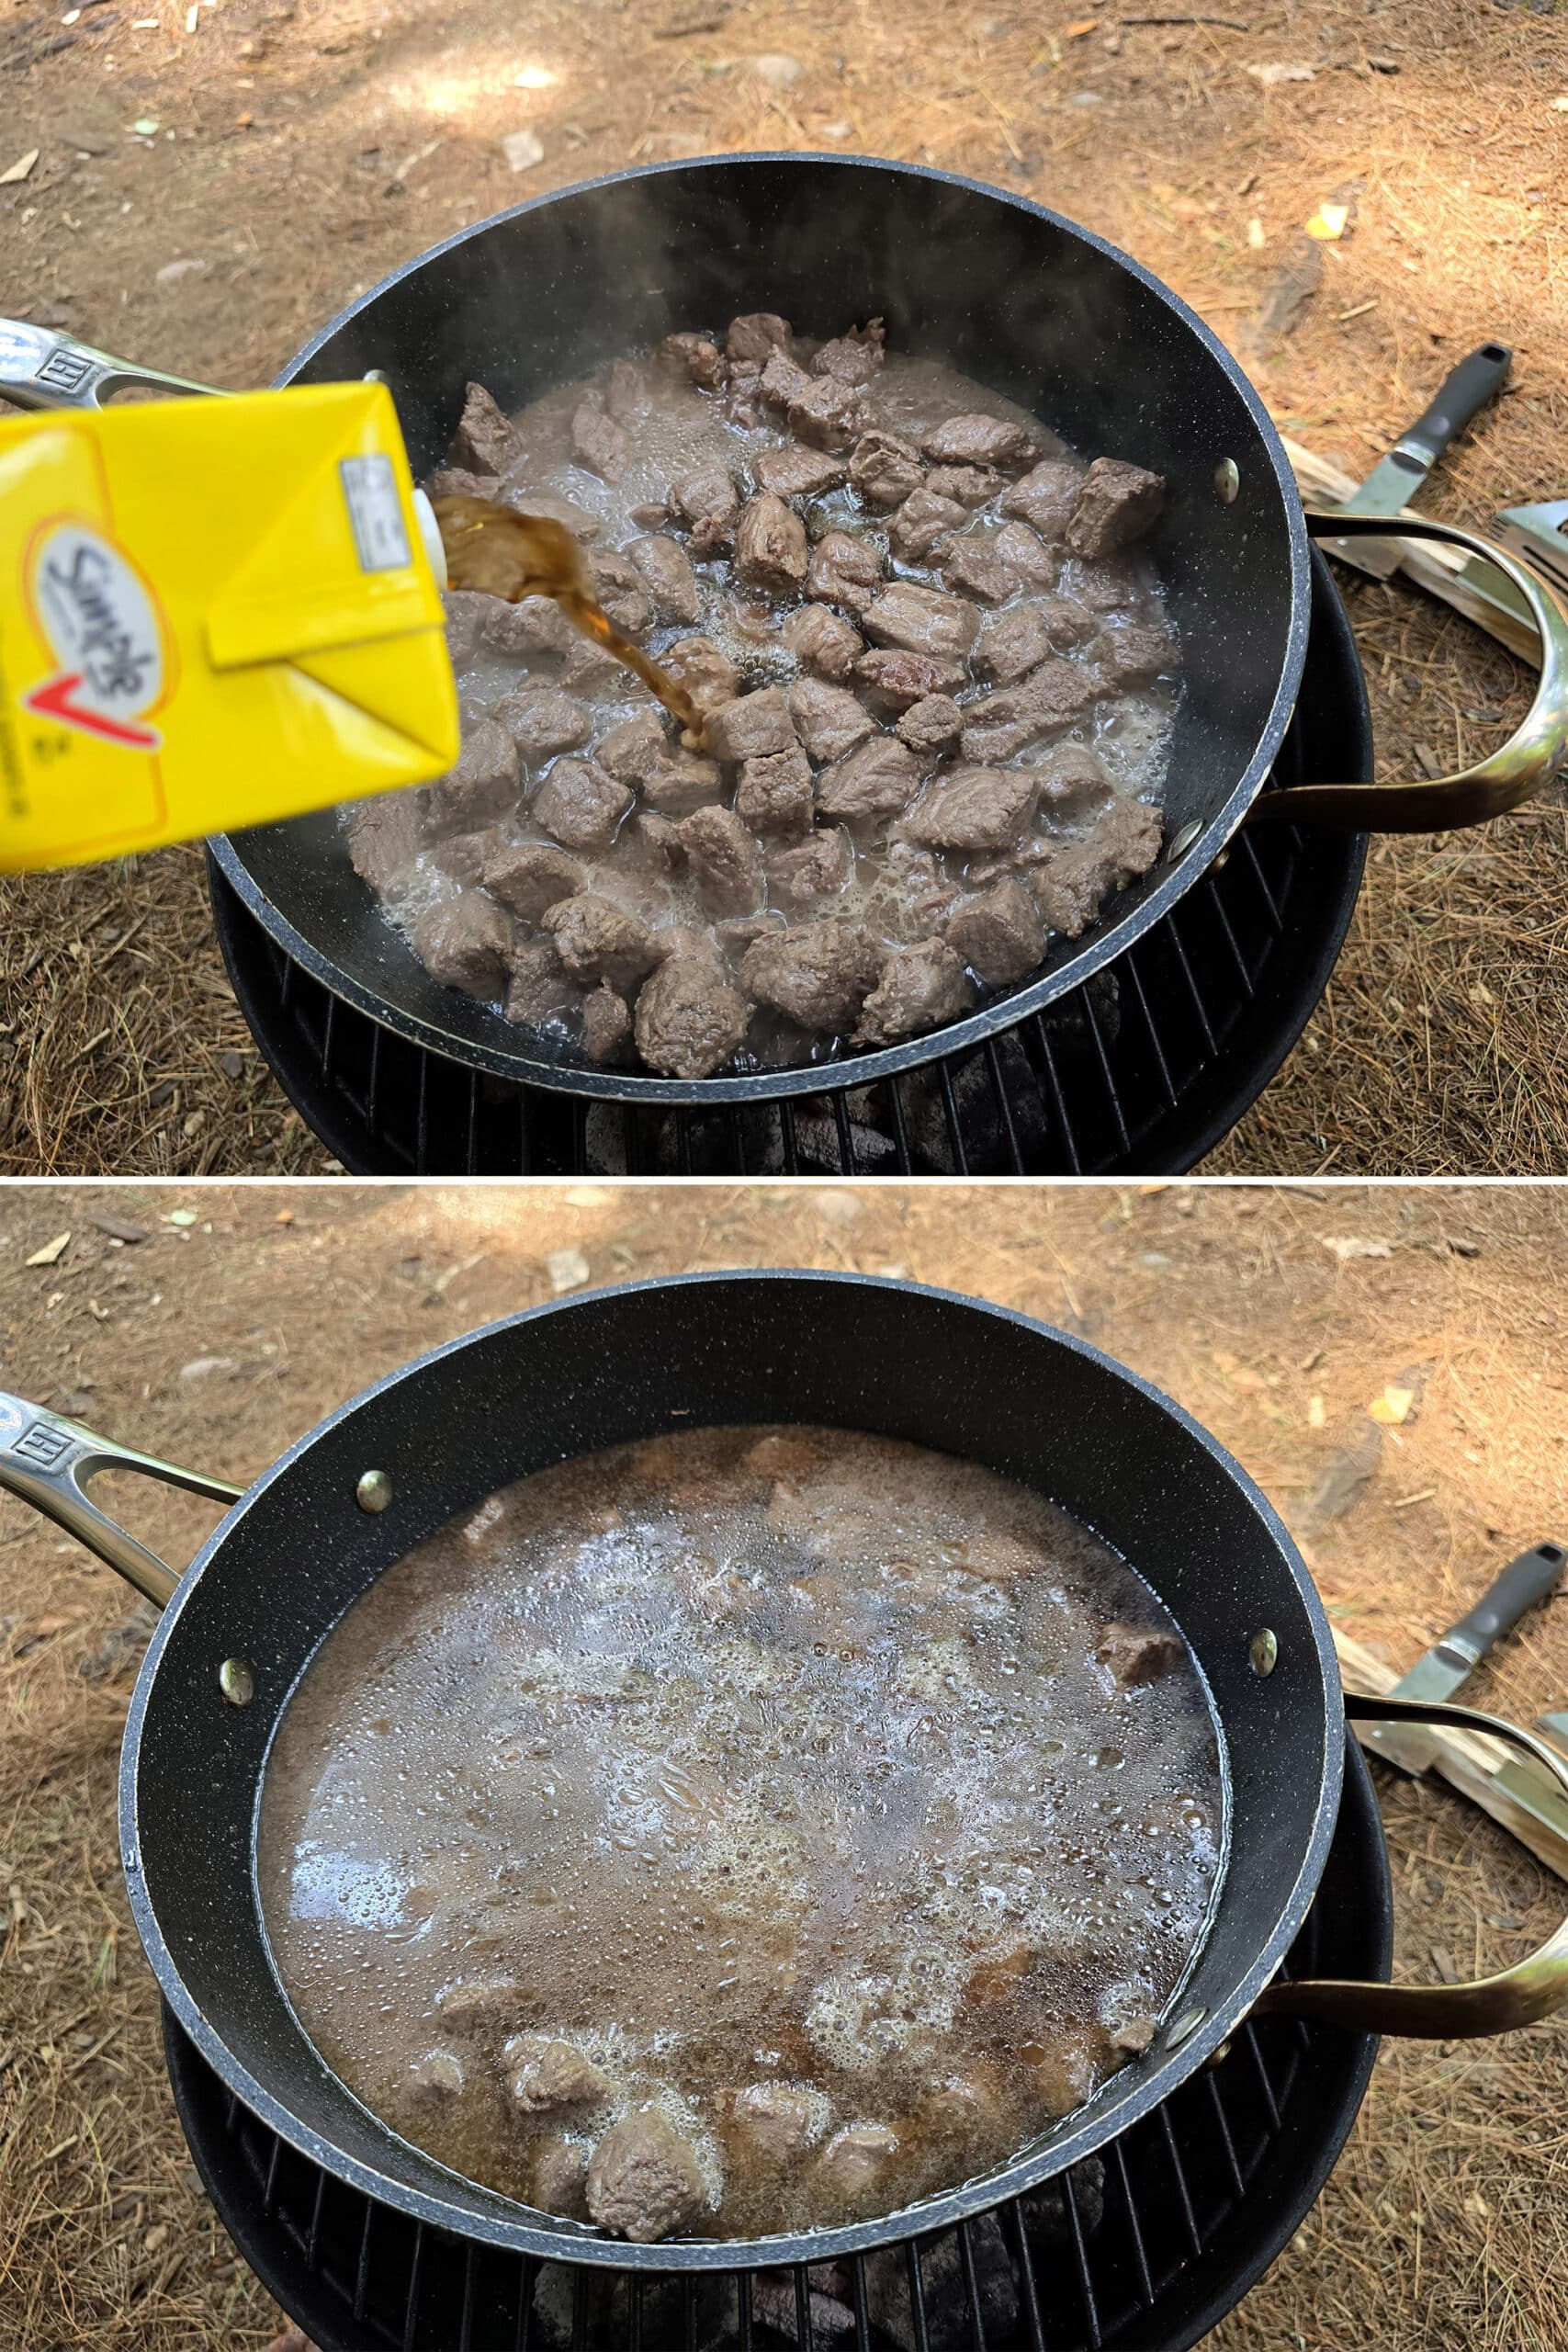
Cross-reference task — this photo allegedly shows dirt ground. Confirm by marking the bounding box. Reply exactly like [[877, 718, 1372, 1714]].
[[2, 0, 1567, 1175], [0, 1180, 1563, 2349]]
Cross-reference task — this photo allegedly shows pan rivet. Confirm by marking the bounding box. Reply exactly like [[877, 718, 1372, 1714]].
[[1166, 2006, 1207, 2051], [1250, 1627, 1279, 1677], [1167, 818, 1202, 864], [356, 1468, 393, 1514], [1205, 2036, 1235, 2072], [1213, 458, 1240, 503], [219, 1657, 254, 1707]]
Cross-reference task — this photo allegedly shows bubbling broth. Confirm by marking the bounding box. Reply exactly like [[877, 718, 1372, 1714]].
[[257, 1427, 1225, 2242]]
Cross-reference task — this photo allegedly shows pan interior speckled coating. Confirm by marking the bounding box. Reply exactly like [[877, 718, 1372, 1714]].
[[208, 153, 1313, 1102], [119, 1272, 1341, 2270]]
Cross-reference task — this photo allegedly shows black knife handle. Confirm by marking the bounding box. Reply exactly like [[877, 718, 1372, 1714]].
[[1444, 1541, 1563, 1665], [1400, 341, 1512, 467]]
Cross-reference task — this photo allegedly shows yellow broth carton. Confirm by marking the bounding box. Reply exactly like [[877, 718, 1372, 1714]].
[[0, 381, 458, 871]]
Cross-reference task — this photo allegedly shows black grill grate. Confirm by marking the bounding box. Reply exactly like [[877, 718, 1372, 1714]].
[[165, 1741, 1390, 2352]]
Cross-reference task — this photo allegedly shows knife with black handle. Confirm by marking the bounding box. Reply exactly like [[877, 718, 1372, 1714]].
[[1328, 339, 1514, 582], [1366, 1540, 1564, 1776]]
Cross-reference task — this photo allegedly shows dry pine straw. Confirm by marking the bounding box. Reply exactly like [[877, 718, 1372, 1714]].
[[2, 1181, 1567, 2349]]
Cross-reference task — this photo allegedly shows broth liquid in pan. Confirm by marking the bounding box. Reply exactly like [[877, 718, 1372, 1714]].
[[257, 1428, 1225, 2243]]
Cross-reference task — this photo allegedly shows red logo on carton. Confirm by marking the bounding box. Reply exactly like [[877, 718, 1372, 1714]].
[[23, 522, 166, 752]]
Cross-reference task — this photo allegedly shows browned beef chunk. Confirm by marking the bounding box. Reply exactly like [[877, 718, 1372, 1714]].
[[973, 605, 1054, 686], [784, 604, 864, 683], [679, 805, 765, 912], [506, 2036, 614, 2113], [939, 533, 1021, 605], [769, 825, 855, 911], [662, 635, 742, 714], [816, 735, 925, 823], [1030, 797, 1162, 936], [853, 936, 973, 1045], [494, 689, 592, 765], [586, 2109, 706, 2244], [628, 535, 702, 625], [604, 359, 651, 429], [787, 678, 874, 765], [703, 687, 797, 763], [1094, 619, 1178, 691], [921, 413, 1039, 472], [571, 400, 630, 484], [630, 500, 670, 528], [346, 793, 422, 894], [812, 317, 886, 386], [716, 912, 784, 959], [806, 530, 884, 618], [535, 2140, 591, 2220], [635, 955, 751, 1078], [1066, 458, 1166, 559], [641, 747, 725, 818], [1070, 554, 1145, 613], [812, 2125, 899, 2203], [505, 937, 579, 1024], [480, 594, 577, 660], [849, 427, 924, 508], [902, 766, 1040, 853], [658, 331, 726, 390], [926, 462, 1004, 509], [728, 311, 794, 362], [671, 466, 739, 555], [434, 1975, 532, 2030], [1035, 743, 1115, 823], [993, 521, 1057, 587], [587, 548, 651, 636], [532, 757, 634, 852], [741, 922, 883, 1029], [735, 492, 810, 594], [895, 695, 964, 755], [407, 2050, 466, 2109], [543, 896, 660, 992], [788, 377, 869, 452], [958, 661, 1105, 763], [946, 876, 1045, 985], [482, 842, 584, 920], [442, 590, 490, 668], [430, 828, 493, 887], [883, 839, 959, 932], [889, 486, 967, 564], [596, 711, 668, 786], [737, 743, 815, 836], [412, 888, 513, 1000], [429, 466, 500, 503], [853, 647, 966, 715], [450, 381, 521, 476], [558, 637, 625, 694], [730, 2084, 818, 2161], [862, 582, 983, 662], [999, 458, 1084, 539], [500, 487, 602, 541], [760, 350, 813, 410], [755, 445, 850, 500], [724, 360, 769, 431], [632, 811, 685, 874], [1096, 1621, 1184, 1687], [426, 719, 519, 830]]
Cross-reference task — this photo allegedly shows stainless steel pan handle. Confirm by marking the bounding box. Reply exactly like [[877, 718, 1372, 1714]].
[[0, 1390, 243, 1608], [0, 318, 221, 411], [1255, 1691, 1568, 2035]]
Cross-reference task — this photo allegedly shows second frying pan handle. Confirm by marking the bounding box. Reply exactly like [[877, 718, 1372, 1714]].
[[1247, 511, 1568, 831], [1254, 1691, 1568, 2036], [0, 1391, 243, 1609]]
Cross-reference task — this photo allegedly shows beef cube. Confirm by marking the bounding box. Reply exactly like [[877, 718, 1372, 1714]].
[[596, 710, 668, 786], [754, 445, 850, 500], [816, 735, 925, 823], [806, 530, 884, 618], [495, 689, 592, 765], [407, 2050, 466, 2110], [481, 594, 577, 660], [958, 662, 1106, 763], [571, 400, 630, 484], [506, 2036, 614, 2113], [641, 748, 725, 818], [1030, 797, 1163, 936], [702, 687, 797, 763], [740, 922, 883, 1029], [993, 521, 1057, 587], [535, 2140, 591, 2220], [999, 458, 1084, 540], [853, 939, 971, 1046], [630, 500, 671, 529], [889, 486, 968, 565], [760, 350, 813, 410], [628, 535, 702, 625], [543, 896, 660, 992], [632, 811, 685, 874], [946, 876, 1045, 986], [604, 359, 651, 429], [658, 331, 726, 390], [769, 825, 855, 911], [663, 634, 741, 715], [427, 719, 519, 830], [716, 912, 784, 960], [671, 466, 739, 555], [429, 466, 500, 503], [1026, 2027, 1104, 2120], [412, 888, 513, 1000], [1069, 554, 1145, 613], [895, 695, 964, 755], [926, 462, 1004, 509], [735, 492, 810, 595], [442, 589, 490, 669], [502, 488, 601, 541], [346, 792, 422, 895], [724, 360, 769, 431], [788, 678, 874, 765], [973, 605, 1053, 687], [431, 828, 493, 887], [921, 413, 1039, 473], [731, 2084, 818, 2161], [587, 548, 650, 636], [902, 766, 1040, 853], [1094, 619, 1178, 691], [1036, 743, 1115, 822], [678, 805, 765, 912], [586, 2109, 707, 2244], [787, 377, 869, 452], [884, 839, 959, 933], [434, 1975, 532, 2030], [505, 936, 579, 1024], [784, 604, 864, 683], [482, 842, 585, 921], [939, 534, 1021, 605], [813, 2125, 899, 2203], [728, 311, 794, 362], [532, 757, 634, 852], [1096, 1621, 1185, 1687], [737, 743, 815, 836], [449, 381, 521, 477], [1066, 458, 1166, 559], [862, 581, 983, 662], [852, 647, 966, 715], [635, 955, 751, 1078], [849, 428, 923, 509], [579, 981, 636, 1064], [811, 317, 886, 386]]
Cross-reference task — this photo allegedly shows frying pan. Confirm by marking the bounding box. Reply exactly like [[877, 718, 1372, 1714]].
[[3, 1272, 1565, 2267]]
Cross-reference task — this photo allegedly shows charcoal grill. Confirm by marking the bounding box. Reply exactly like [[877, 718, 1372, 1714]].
[[164, 1733, 1389, 2352], [209, 549, 1369, 1175]]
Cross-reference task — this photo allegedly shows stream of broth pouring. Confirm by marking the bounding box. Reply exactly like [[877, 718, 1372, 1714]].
[[432, 493, 705, 744]]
